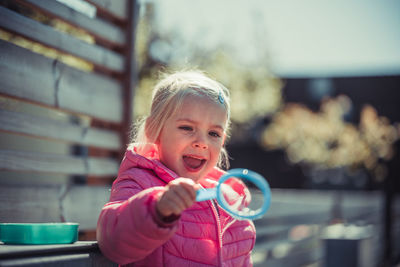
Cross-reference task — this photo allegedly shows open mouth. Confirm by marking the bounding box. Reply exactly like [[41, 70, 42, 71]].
[[182, 155, 206, 172]]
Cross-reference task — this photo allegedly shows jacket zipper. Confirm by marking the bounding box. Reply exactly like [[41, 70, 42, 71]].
[[210, 200, 223, 266]]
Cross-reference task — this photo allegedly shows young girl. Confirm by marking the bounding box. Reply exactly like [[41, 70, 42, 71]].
[[97, 70, 256, 266]]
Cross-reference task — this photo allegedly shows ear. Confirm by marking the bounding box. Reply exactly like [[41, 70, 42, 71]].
[[222, 133, 227, 146], [154, 135, 160, 145], [144, 118, 154, 143]]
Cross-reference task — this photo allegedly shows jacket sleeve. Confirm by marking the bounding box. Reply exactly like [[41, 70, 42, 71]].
[[96, 176, 178, 265]]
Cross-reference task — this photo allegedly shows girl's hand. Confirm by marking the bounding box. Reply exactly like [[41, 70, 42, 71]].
[[156, 178, 199, 218]]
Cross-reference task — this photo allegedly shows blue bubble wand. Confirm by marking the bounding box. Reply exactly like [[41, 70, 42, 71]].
[[196, 168, 271, 220]]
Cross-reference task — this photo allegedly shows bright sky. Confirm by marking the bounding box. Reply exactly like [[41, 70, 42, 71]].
[[153, 0, 400, 77]]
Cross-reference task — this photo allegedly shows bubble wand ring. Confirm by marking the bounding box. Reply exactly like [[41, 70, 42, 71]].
[[196, 168, 271, 220]]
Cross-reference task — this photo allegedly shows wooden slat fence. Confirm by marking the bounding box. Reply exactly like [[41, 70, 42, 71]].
[[16, 0, 126, 48], [87, 0, 128, 22], [0, 0, 138, 241], [0, 39, 123, 122]]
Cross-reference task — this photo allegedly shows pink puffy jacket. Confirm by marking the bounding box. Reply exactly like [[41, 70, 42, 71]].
[[97, 145, 256, 266]]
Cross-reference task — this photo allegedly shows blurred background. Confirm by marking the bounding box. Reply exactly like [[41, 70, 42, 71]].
[[134, 0, 400, 266], [134, 0, 400, 191], [0, 0, 399, 266]]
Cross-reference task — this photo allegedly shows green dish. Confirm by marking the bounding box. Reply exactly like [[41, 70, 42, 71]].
[[0, 223, 79, 245]]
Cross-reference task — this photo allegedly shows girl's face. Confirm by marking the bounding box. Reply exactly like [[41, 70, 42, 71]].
[[157, 94, 227, 182]]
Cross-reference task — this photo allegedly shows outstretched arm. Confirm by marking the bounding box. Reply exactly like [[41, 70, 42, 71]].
[[96, 181, 177, 265]]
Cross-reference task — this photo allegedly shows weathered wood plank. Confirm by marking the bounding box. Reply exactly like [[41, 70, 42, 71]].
[[0, 254, 91, 266], [63, 185, 111, 230], [0, 6, 124, 72], [86, 0, 128, 21], [0, 110, 121, 150], [16, 0, 126, 48], [57, 60, 123, 123], [0, 185, 111, 230], [0, 42, 54, 105], [0, 40, 123, 122], [0, 185, 61, 223], [87, 158, 119, 176], [0, 150, 119, 176]]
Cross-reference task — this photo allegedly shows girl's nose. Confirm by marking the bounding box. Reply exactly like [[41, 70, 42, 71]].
[[192, 134, 208, 149], [193, 142, 208, 149]]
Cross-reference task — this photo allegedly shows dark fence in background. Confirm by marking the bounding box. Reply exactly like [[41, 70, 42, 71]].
[[253, 189, 400, 267], [0, 0, 138, 239]]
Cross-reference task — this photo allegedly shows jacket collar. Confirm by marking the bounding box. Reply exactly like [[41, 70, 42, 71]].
[[119, 143, 225, 187]]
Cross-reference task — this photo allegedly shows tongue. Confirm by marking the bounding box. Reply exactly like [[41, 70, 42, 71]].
[[183, 157, 203, 169]]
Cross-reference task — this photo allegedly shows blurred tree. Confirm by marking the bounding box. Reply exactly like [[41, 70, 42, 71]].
[[262, 95, 399, 182]]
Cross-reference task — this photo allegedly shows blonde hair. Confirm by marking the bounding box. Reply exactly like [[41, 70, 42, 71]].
[[132, 70, 231, 169]]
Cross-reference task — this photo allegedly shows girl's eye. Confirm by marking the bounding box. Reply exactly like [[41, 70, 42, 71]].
[[179, 126, 193, 131], [209, 131, 221, 138]]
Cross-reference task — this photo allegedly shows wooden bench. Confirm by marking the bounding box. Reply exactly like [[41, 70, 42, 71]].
[[0, 242, 116, 266]]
